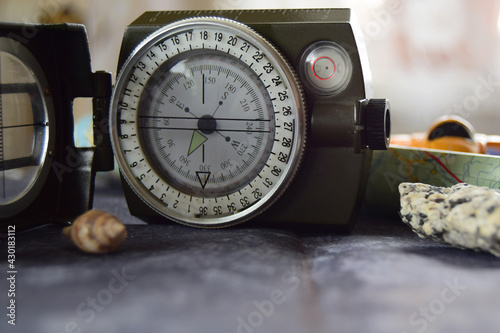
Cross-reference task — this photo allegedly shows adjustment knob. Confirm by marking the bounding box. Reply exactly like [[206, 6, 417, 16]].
[[364, 99, 391, 150]]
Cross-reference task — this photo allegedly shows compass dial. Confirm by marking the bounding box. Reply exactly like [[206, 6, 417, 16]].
[[139, 51, 275, 197], [111, 18, 306, 226]]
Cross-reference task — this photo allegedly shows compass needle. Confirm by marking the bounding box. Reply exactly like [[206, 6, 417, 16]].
[[187, 130, 208, 156]]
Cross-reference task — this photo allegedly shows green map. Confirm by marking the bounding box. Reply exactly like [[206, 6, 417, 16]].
[[364, 146, 500, 211]]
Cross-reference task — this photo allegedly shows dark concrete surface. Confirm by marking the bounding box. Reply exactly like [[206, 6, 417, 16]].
[[1, 184, 499, 333]]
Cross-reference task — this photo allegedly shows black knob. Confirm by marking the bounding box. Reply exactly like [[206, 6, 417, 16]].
[[364, 99, 391, 150]]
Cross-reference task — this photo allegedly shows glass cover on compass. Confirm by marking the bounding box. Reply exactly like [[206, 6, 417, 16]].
[[0, 49, 49, 208], [137, 51, 275, 198]]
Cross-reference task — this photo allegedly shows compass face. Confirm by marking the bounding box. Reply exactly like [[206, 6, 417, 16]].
[[138, 51, 276, 198], [0, 38, 54, 218], [111, 18, 306, 226]]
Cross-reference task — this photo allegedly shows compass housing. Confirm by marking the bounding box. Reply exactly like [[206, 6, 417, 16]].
[[111, 17, 306, 227], [0, 24, 113, 230], [0, 9, 390, 231], [113, 9, 390, 229]]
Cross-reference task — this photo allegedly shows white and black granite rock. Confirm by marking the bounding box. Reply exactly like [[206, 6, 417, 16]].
[[399, 182, 500, 256]]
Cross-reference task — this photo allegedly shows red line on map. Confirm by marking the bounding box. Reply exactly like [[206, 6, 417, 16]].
[[424, 151, 463, 183]]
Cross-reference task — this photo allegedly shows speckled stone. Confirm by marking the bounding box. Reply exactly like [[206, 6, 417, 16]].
[[399, 183, 500, 256]]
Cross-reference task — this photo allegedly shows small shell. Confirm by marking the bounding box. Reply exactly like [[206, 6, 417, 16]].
[[63, 210, 127, 254]]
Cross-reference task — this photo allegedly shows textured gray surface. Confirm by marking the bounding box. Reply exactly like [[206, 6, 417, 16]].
[[1, 186, 500, 333]]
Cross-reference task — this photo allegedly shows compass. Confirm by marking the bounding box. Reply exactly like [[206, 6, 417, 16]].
[[111, 17, 306, 227], [0, 9, 390, 231], [110, 9, 392, 229], [0, 23, 114, 230]]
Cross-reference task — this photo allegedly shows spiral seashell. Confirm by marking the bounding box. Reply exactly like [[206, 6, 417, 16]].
[[63, 210, 127, 254]]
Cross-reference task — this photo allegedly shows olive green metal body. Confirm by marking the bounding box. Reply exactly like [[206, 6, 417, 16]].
[[118, 9, 375, 229]]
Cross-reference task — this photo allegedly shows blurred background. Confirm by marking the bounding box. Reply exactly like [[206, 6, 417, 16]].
[[1, 0, 499, 137]]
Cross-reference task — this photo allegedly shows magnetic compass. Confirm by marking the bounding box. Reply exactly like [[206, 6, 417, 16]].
[[111, 17, 307, 227]]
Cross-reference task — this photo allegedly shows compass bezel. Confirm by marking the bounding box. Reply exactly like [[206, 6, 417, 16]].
[[110, 17, 306, 227]]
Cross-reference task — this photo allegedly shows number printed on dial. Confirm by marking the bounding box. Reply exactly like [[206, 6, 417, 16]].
[[111, 18, 306, 226]]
